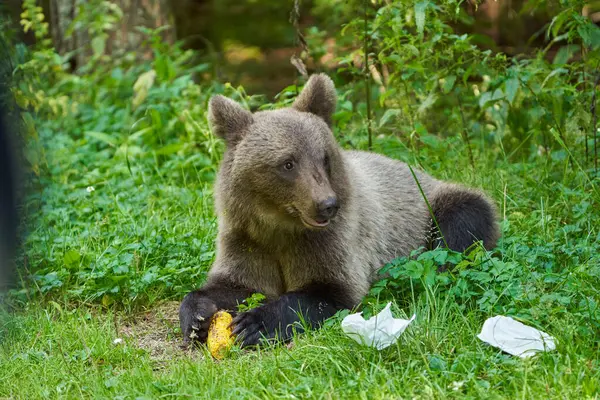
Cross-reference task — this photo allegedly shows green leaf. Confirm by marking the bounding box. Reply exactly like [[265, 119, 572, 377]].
[[128, 127, 153, 141], [154, 55, 175, 82], [433, 250, 449, 265], [85, 131, 119, 147], [552, 45, 577, 65], [149, 108, 163, 130], [442, 75, 457, 94], [479, 88, 504, 109], [379, 109, 401, 127], [406, 44, 420, 57], [541, 68, 568, 88], [428, 355, 447, 371], [91, 36, 106, 57], [504, 78, 519, 104], [112, 264, 129, 275], [405, 260, 424, 279], [414, 1, 429, 37], [63, 250, 81, 268], [422, 260, 436, 285], [578, 23, 600, 49], [548, 9, 572, 39], [22, 112, 38, 139], [237, 293, 267, 312], [154, 143, 185, 156], [462, 65, 474, 86], [48, 301, 63, 314], [418, 92, 437, 114]]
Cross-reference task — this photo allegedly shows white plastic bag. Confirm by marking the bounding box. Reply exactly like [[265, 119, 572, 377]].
[[477, 315, 556, 358], [341, 302, 416, 350]]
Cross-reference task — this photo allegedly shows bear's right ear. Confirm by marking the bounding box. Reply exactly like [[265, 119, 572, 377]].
[[292, 73, 337, 126], [208, 95, 253, 145]]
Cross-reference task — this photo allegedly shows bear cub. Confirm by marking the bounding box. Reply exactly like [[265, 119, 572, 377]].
[[179, 74, 500, 347]]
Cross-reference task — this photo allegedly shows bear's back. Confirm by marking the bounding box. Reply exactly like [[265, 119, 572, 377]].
[[340, 150, 437, 276]]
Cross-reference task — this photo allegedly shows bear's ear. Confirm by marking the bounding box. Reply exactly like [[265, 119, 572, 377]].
[[208, 95, 253, 145], [292, 73, 337, 126]]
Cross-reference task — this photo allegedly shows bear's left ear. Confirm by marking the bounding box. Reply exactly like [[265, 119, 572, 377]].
[[208, 95, 254, 145], [292, 73, 337, 126]]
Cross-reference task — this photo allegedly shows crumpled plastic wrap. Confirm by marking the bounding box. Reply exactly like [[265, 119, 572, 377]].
[[477, 315, 556, 358], [341, 302, 416, 350]]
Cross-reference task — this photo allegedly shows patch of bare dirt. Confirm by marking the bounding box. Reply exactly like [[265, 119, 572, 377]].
[[114, 301, 205, 366]]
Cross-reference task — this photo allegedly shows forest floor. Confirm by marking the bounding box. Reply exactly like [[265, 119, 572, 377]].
[[1, 124, 599, 398], [1, 55, 599, 397]]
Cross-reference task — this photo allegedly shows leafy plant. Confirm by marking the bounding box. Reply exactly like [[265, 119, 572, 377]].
[[236, 293, 267, 313]]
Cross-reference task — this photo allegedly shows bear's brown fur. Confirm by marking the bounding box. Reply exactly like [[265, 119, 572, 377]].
[[179, 74, 500, 347]]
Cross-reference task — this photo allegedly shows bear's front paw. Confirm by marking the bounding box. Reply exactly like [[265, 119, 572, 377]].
[[231, 306, 277, 347], [179, 292, 218, 346], [231, 302, 302, 347]]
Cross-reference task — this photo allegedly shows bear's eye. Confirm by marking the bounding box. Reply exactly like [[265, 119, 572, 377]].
[[283, 161, 294, 171], [324, 154, 330, 169]]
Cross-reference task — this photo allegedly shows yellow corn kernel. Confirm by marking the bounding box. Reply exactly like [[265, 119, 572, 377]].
[[207, 311, 234, 360]]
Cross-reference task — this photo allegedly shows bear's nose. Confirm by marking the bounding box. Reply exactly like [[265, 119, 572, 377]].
[[316, 196, 339, 220]]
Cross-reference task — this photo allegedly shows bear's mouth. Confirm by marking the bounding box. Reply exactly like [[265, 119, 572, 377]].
[[299, 215, 330, 229], [285, 204, 330, 229]]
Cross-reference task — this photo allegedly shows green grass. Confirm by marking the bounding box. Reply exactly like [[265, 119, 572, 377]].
[[2, 121, 599, 398], [12, 114, 220, 309], [1, 291, 598, 398]]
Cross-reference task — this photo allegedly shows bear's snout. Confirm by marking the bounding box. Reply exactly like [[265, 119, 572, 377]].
[[315, 196, 339, 221], [296, 195, 339, 229]]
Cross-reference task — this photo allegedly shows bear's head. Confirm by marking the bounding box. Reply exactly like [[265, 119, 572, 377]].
[[208, 74, 348, 232]]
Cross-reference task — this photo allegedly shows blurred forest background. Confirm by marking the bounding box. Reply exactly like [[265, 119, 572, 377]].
[[5, 0, 600, 96]]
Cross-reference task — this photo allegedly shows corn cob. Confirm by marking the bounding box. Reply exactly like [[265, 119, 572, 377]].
[[207, 311, 234, 359]]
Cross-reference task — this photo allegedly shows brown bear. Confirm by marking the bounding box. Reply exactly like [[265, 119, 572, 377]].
[[179, 74, 500, 347]]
